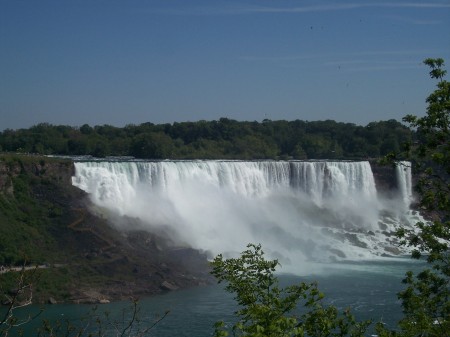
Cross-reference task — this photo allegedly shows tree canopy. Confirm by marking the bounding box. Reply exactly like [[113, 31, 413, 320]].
[[211, 244, 370, 337], [377, 58, 450, 337], [0, 119, 411, 160]]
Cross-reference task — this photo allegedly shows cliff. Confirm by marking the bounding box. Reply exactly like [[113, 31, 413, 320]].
[[370, 160, 398, 195], [0, 154, 211, 304]]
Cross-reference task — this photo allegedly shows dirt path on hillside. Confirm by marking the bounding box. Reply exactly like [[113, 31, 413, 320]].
[[68, 208, 116, 251]]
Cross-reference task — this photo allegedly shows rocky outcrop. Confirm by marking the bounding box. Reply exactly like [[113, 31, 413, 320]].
[[369, 160, 398, 195], [160, 281, 179, 291], [0, 155, 74, 195], [0, 161, 18, 195]]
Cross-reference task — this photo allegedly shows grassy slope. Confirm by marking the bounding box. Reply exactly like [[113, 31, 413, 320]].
[[0, 155, 80, 300], [0, 154, 210, 303], [0, 155, 73, 265]]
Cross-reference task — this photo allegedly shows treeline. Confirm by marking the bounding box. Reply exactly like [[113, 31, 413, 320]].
[[0, 118, 411, 159]]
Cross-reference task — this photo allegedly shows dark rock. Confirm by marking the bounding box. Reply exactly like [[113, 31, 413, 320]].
[[384, 246, 401, 255], [378, 222, 388, 231], [329, 248, 346, 258], [160, 281, 178, 291], [370, 161, 398, 194], [344, 233, 368, 248]]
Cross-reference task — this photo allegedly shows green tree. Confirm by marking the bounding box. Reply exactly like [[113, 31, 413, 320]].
[[211, 244, 370, 337], [291, 144, 308, 160], [377, 58, 450, 336]]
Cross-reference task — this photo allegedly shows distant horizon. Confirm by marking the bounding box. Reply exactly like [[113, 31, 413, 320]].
[[0, 115, 409, 132]]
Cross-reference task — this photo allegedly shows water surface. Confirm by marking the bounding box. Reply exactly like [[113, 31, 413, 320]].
[[9, 258, 424, 336]]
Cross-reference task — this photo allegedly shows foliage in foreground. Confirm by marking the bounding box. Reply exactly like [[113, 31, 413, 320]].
[[377, 58, 450, 337], [211, 243, 370, 337]]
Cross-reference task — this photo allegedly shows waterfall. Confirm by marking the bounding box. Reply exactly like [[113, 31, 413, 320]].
[[73, 160, 376, 202], [72, 160, 415, 271], [395, 161, 413, 208]]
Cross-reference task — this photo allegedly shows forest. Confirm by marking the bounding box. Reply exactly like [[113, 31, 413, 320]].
[[0, 118, 411, 160]]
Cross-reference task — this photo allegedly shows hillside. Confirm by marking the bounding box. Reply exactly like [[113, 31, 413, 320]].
[[0, 154, 211, 304]]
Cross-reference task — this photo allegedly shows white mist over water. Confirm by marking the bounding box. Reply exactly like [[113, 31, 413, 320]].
[[72, 160, 418, 273]]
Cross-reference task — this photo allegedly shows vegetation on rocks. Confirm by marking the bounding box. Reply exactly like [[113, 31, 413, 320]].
[[0, 154, 73, 266], [0, 154, 211, 307]]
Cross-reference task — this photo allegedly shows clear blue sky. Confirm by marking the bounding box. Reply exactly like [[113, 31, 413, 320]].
[[1, 0, 449, 130]]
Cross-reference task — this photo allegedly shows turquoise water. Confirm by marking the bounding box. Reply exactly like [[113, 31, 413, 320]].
[[5, 258, 424, 336]]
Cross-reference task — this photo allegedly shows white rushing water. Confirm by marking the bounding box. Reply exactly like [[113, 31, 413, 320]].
[[395, 161, 414, 208], [72, 160, 419, 273]]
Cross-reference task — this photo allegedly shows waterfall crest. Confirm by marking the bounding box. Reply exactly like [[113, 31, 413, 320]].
[[73, 160, 376, 201], [72, 160, 416, 272]]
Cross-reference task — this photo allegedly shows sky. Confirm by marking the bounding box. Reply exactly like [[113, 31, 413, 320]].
[[1, 0, 449, 131]]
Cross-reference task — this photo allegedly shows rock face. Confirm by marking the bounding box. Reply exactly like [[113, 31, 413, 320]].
[[369, 160, 398, 196], [0, 154, 212, 304], [0, 164, 15, 195], [0, 156, 74, 189]]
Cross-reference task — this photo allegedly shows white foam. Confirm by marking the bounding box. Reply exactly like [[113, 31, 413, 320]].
[[72, 160, 418, 273]]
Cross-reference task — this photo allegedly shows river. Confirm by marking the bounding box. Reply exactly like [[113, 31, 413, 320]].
[[8, 257, 424, 336]]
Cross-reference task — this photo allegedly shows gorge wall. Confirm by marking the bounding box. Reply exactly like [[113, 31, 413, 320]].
[[0, 155, 210, 304]]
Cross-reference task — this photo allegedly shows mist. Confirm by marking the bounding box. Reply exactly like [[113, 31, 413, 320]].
[[72, 160, 417, 274]]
